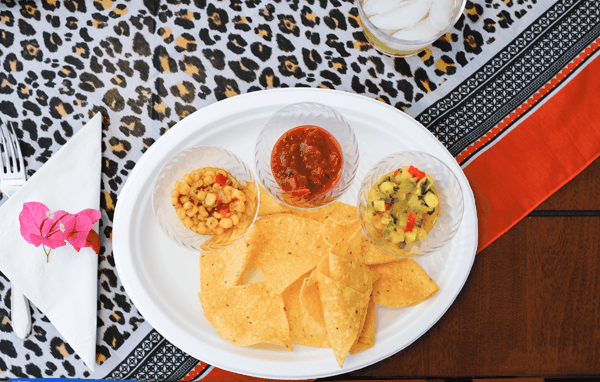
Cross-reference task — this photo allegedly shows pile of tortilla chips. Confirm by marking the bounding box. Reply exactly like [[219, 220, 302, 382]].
[[198, 186, 440, 368]]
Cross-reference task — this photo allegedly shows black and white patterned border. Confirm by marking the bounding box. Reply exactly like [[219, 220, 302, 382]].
[[416, 0, 600, 156], [104, 329, 198, 381]]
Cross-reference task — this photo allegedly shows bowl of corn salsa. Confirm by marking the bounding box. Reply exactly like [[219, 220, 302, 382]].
[[152, 145, 259, 252], [357, 151, 464, 257]]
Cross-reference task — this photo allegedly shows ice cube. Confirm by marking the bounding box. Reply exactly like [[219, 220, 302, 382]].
[[379, 28, 400, 35], [428, 0, 455, 31], [363, 0, 407, 17], [368, 0, 434, 31], [391, 19, 440, 40]]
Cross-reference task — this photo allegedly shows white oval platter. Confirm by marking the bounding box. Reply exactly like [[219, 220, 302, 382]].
[[113, 88, 478, 380]]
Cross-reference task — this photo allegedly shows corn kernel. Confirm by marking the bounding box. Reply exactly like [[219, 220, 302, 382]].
[[179, 183, 191, 195], [198, 206, 209, 217], [219, 218, 233, 229], [187, 205, 198, 217], [205, 193, 217, 206], [206, 217, 218, 229]]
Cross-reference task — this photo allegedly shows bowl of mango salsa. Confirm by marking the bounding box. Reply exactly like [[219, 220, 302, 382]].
[[358, 151, 464, 257]]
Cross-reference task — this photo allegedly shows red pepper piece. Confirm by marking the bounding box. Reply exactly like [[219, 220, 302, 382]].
[[385, 202, 392, 211], [394, 170, 400, 176], [218, 208, 230, 215], [408, 166, 426, 180], [405, 211, 417, 232], [215, 173, 228, 186]]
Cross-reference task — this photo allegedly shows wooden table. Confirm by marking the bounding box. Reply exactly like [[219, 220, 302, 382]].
[[321, 158, 600, 379]]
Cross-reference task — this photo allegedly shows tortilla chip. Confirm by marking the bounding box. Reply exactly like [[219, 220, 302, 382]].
[[291, 202, 357, 224], [200, 225, 234, 251], [346, 294, 370, 357], [346, 270, 374, 356], [283, 275, 330, 348], [317, 271, 370, 368], [258, 185, 290, 216], [244, 181, 259, 215], [323, 218, 362, 247], [344, 228, 362, 260], [349, 341, 373, 354], [316, 250, 330, 275], [360, 235, 408, 265], [329, 252, 372, 294], [370, 259, 439, 307], [350, 298, 376, 355], [253, 214, 328, 294], [199, 281, 292, 350], [329, 228, 361, 260], [299, 270, 325, 327], [200, 226, 258, 292], [322, 230, 373, 294]]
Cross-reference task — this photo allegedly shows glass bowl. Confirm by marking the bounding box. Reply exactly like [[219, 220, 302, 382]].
[[254, 102, 360, 209], [152, 145, 259, 252], [358, 151, 464, 257], [356, 0, 467, 57]]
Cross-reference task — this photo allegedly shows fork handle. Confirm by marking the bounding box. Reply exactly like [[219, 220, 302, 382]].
[[11, 284, 31, 338]]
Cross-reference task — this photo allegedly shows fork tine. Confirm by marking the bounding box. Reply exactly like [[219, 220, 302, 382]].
[[1, 124, 16, 174], [6, 125, 24, 175], [0, 125, 8, 174]]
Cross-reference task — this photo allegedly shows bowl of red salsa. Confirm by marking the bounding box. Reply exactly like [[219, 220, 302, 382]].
[[254, 102, 360, 209]]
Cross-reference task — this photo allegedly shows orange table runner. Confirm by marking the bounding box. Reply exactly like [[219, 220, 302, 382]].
[[466, 45, 600, 252]]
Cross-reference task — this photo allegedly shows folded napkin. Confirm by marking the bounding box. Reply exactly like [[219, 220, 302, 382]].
[[0, 113, 102, 370]]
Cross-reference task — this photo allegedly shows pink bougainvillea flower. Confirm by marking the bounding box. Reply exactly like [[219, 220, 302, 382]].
[[19, 202, 102, 261], [19, 202, 76, 249], [41, 211, 75, 244], [29, 233, 70, 250], [19, 202, 50, 246], [67, 209, 101, 252]]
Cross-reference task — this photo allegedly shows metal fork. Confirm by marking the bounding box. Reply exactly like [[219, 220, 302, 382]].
[[0, 123, 32, 339]]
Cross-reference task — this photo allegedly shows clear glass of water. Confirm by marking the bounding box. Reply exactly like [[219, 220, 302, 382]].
[[356, 0, 467, 57]]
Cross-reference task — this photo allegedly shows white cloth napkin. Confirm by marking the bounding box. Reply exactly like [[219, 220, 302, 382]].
[[0, 113, 102, 370]]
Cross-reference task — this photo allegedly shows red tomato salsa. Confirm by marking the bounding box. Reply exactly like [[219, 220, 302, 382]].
[[270, 125, 343, 199]]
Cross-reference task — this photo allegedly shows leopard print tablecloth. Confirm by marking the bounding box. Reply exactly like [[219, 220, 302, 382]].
[[0, 0, 597, 379]]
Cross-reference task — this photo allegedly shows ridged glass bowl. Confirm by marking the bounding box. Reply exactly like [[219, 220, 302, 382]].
[[152, 145, 259, 252], [358, 151, 464, 257], [254, 102, 360, 209]]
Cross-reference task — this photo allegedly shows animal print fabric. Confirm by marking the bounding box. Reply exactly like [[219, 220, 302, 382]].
[[0, 0, 548, 379]]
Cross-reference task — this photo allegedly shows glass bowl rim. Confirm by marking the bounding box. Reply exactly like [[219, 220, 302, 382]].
[[151, 143, 261, 253], [253, 101, 360, 210], [355, 0, 468, 46], [356, 149, 465, 257]]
